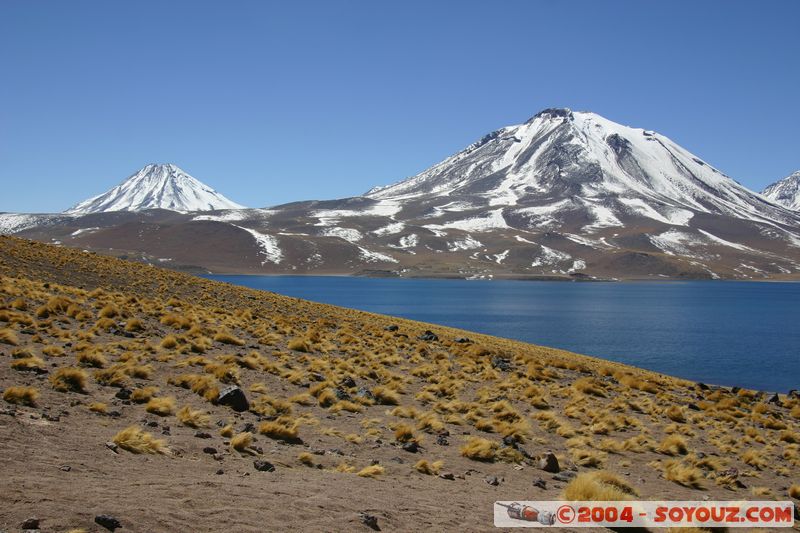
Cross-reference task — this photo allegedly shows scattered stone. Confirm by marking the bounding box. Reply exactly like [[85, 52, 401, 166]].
[[253, 459, 275, 472], [485, 475, 500, 486], [491, 356, 512, 372], [105, 442, 118, 453], [538, 452, 560, 473], [311, 448, 326, 455], [417, 330, 438, 342], [114, 388, 132, 400], [147, 420, 158, 428], [242, 422, 256, 433], [94, 515, 121, 531], [532, 478, 547, 489], [687, 403, 701, 411], [194, 432, 212, 439], [60, 465, 71, 472], [20, 518, 39, 530], [768, 393, 782, 406], [454, 337, 470, 343], [435, 434, 449, 446], [731, 386, 741, 394], [697, 382, 709, 391], [439, 472, 455, 480], [552, 471, 577, 482], [340, 376, 356, 388], [359, 512, 380, 531], [401, 441, 419, 453], [334, 387, 351, 401], [383, 325, 399, 332], [356, 387, 374, 401], [202, 446, 218, 455], [217, 385, 249, 412]]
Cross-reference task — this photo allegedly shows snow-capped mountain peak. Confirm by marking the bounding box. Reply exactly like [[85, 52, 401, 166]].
[[762, 171, 800, 211], [365, 108, 795, 227], [65, 164, 246, 214]]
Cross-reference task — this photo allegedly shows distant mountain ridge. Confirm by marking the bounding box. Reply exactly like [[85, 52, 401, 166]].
[[3, 109, 800, 280], [762, 171, 800, 211], [65, 163, 245, 214]]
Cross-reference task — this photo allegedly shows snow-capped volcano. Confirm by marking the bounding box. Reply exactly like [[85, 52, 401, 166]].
[[367, 108, 795, 227], [65, 164, 245, 214], [762, 171, 800, 211]]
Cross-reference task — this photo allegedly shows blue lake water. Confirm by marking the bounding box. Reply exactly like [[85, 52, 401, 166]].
[[207, 276, 799, 393]]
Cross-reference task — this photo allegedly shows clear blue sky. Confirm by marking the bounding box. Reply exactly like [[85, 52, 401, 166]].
[[1, 0, 798, 212]]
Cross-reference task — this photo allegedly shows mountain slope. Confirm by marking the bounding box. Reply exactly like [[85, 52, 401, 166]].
[[367, 108, 795, 227], [5, 109, 800, 280], [65, 163, 245, 214], [762, 171, 800, 211]]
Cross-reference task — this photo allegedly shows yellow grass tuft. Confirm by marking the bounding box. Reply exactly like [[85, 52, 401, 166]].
[[220, 424, 234, 438], [414, 459, 444, 475], [259, 418, 300, 442], [298, 452, 315, 466], [130, 386, 159, 403], [230, 431, 253, 452], [662, 459, 704, 488], [372, 386, 401, 405], [789, 484, 800, 499], [563, 471, 638, 501], [213, 331, 245, 346], [89, 402, 108, 413], [145, 396, 176, 416], [77, 351, 107, 368], [356, 464, 385, 478], [0, 328, 19, 346], [2, 386, 39, 406], [112, 426, 167, 454], [176, 405, 210, 428], [49, 367, 88, 393], [460, 437, 497, 462], [658, 434, 688, 456], [287, 338, 311, 352]]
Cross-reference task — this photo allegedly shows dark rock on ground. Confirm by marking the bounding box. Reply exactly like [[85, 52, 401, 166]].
[[114, 388, 132, 400], [334, 387, 351, 401], [383, 325, 398, 332], [253, 459, 275, 472], [417, 330, 438, 341], [485, 475, 500, 486], [538, 451, 560, 473], [552, 471, 577, 482], [202, 447, 217, 455], [439, 472, 455, 480], [339, 376, 356, 388], [491, 356, 512, 371], [21, 518, 40, 529], [359, 512, 380, 530], [217, 385, 249, 412], [401, 442, 419, 453], [95, 515, 121, 531], [532, 478, 547, 489]]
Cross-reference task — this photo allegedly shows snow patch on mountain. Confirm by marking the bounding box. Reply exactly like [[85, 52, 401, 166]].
[[447, 235, 483, 251], [321, 227, 363, 243], [234, 225, 283, 264], [425, 209, 508, 233], [531, 245, 571, 267]]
